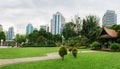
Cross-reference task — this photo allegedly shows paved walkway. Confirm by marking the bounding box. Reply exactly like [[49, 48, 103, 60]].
[[0, 46, 11, 48], [0, 50, 97, 66], [0, 52, 60, 66]]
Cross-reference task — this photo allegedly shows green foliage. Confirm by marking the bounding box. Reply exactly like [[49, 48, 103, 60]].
[[66, 36, 89, 47], [77, 46, 87, 49], [53, 34, 62, 42], [72, 47, 78, 58], [47, 40, 57, 47], [68, 47, 73, 53], [59, 46, 67, 60], [67, 36, 81, 46], [110, 43, 120, 51], [80, 36, 90, 46], [36, 36, 47, 45], [0, 31, 6, 41], [62, 22, 77, 40], [91, 41, 100, 50], [26, 29, 61, 47], [14, 34, 26, 46], [109, 25, 120, 43], [81, 15, 100, 42]]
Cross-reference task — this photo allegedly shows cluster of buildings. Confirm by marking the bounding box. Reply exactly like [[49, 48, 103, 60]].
[[25, 12, 65, 35], [0, 10, 118, 41], [0, 25, 14, 41]]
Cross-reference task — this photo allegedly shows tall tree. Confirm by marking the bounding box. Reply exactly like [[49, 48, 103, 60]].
[[81, 15, 99, 42], [62, 22, 77, 40]]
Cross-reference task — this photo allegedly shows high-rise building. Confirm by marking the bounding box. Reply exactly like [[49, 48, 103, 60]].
[[26, 23, 34, 34], [0, 24, 3, 32], [8, 27, 14, 40], [51, 12, 65, 34], [40, 25, 49, 32], [102, 10, 117, 27]]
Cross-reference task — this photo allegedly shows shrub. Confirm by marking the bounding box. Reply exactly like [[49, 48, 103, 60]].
[[58, 46, 67, 60], [80, 36, 90, 46], [110, 43, 120, 51], [77, 46, 87, 49], [68, 47, 73, 53], [91, 41, 100, 50], [47, 40, 57, 47], [72, 47, 78, 58]]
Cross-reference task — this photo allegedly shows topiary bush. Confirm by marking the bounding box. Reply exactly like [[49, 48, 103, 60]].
[[91, 41, 100, 50], [58, 46, 67, 60], [68, 47, 73, 53], [110, 43, 120, 51], [72, 47, 78, 58]]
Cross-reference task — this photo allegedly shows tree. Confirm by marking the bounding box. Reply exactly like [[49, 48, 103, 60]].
[[0, 31, 6, 45], [26, 29, 59, 47], [81, 15, 99, 42], [109, 25, 120, 43], [53, 34, 62, 43], [62, 22, 77, 40], [14, 34, 26, 46], [36, 36, 47, 46], [0, 31, 6, 41]]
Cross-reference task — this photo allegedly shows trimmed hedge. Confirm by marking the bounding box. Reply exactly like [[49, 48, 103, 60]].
[[59, 46, 67, 60], [91, 41, 100, 50], [72, 47, 78, 58], [110, 43, 120, 51]]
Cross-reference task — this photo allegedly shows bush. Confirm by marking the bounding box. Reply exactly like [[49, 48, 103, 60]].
[[80, 36, 90, 46], [91, 41, 100, 50], [110, 43, 120, 51], [68, 47, 73, 53], [72, 47, 78, 58], [58, 46, 67, 60], [77, 46, 87, 49], [47, 40, 57, 47]]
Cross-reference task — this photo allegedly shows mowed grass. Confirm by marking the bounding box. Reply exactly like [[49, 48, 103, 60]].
[[0, 52, 120, 69], [0, 47, 58, 59]]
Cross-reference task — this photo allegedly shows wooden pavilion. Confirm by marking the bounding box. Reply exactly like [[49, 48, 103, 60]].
[[98, 27, 118, 50]]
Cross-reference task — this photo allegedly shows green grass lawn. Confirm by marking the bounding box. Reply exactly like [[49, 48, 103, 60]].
[[0, 47, 58, 59], [0, 51, 120, 69]]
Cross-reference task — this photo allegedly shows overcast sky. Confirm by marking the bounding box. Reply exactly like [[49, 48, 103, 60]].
[[0, 0, 120, 34]]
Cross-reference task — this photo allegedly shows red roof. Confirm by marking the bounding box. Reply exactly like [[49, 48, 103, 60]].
[[104, 27, 117, 37], [99, 27, 118, 38]]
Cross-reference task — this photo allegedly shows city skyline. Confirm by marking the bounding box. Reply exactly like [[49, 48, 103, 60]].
[[0, 0, 120, 34]]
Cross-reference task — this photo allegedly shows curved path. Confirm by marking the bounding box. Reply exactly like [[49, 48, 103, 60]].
[[0, 52, 60, 66], [0, 50, 97, 66]]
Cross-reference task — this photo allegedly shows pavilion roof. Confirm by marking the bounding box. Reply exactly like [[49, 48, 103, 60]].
[[99, 27, 118, 38]]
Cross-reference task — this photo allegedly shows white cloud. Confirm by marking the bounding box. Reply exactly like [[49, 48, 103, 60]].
[[0, 0, 120, 34]]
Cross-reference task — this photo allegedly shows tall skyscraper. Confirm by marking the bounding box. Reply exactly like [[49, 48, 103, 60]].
[[51, 12, 65, 34], [0, 24, 3, 32], [102, 10, 117, 27], [8, 27, 14, 40], [26, 23, 34, 34], [40, 25, 49, 32]]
